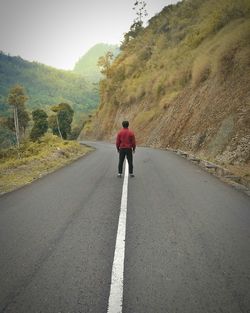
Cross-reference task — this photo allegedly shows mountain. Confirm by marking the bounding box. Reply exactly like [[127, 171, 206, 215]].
[[79, 0, 250, 171], [0, 52, 99, 117], [73, 43, 119, 82]]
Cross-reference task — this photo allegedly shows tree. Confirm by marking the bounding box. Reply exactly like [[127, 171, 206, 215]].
[[48, 115, 58, 137], [133, 1, 148, 25], [97, 51, 113, 78], [7, 85, 29, 147], [17, 108, 30, 134], [4, 117, 15, 132], [50, 103, 74, 139], [121, 22, 144, 49], [121, 1, 148, 49], [0, 119, 15, 148], [4, 109, 30, 134], [30, 109, 48, 141], [69, 124, 84, 140], [58, 109, 73, 139]]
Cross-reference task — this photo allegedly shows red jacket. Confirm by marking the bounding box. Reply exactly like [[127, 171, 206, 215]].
[[116, 128, 136, 151]]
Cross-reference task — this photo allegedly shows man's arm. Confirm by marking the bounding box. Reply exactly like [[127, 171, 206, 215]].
[[116, 133, 121, 152], [131, 132, 136, 152]]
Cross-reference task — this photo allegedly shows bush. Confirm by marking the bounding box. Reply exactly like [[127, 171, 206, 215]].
[[30, 109, 48, 141], [192, 56, 211, 87], [134, 109, 156, 126], [0, 125, 15, 148]]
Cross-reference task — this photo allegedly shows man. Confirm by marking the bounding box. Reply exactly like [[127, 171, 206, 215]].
[[116, 120, 136, 177]]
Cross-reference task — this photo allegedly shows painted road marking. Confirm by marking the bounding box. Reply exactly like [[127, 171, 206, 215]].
[[107, 160, 129, 313]]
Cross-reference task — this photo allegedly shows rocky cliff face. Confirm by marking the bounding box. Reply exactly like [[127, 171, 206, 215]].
[[79, 0, 250, 179]]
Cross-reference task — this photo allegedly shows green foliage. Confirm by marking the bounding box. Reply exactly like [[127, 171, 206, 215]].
[[50, 103, 74, 139], [51, 102, 73, 114], [7, 84, 28, 107], [0, 133, 77, 163], [97, 51, 114, 78], [121, 22, 144, 50], [7, 85, 30, 134], [58, 110, 73, 139], [73, 43, 119, 82], [32, 108, 48, 121], [6, 84, 30, 147], [0, 123, 15, 148], [0, 52, 99, 118], [48, 115, 58, 136], [3, 109, 30, 134], [3, 117, 15, 132], [68, 125, 84, 140], [30, 109, 48, 141], [18, 109, 30, 133]]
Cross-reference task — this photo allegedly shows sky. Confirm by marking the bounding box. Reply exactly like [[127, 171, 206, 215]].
[[0, 0, 179, 70]]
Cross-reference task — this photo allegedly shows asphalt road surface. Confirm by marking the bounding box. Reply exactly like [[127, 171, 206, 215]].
[[0, 142, 250, 313]]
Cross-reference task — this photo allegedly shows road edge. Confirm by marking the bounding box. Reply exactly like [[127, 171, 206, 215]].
[[166, 148, 250, 197], [0, 146, 95, 198]]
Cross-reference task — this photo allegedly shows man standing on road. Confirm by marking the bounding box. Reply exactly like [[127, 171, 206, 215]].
[[116, 120, 136, 177]]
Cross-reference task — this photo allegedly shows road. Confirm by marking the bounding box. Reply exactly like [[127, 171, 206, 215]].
[[0, 142, 249, 313]]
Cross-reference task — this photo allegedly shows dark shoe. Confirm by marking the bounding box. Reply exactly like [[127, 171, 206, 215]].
[[130, 174, 135, 177], [117, 173, 122, 177]]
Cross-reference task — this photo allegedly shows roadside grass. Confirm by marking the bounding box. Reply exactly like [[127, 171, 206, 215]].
[[0, 133, 93, 195], [133, 109, 158, 126], [106, 0, 249, 108]]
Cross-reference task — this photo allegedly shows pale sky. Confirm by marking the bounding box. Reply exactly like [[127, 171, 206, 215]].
[[0, 0, 179, 70]]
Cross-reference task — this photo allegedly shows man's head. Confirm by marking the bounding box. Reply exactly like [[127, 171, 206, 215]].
[[122, 120, 129, 128]]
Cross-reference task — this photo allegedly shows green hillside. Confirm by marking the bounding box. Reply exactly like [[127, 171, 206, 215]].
[[73, 43, 119, 82], [0, 52, 99, 117], [80, 0, 250, 178]]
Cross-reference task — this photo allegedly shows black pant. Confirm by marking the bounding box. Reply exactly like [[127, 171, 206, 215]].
[[118, 148, 133, 174]]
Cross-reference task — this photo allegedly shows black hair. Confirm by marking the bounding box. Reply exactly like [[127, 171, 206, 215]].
[[122, 120, 129, 128]]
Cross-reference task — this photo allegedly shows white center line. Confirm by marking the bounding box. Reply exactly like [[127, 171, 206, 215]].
[[107, 160, 129, 313]]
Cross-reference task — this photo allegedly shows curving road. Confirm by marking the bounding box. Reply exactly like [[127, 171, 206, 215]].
[[0, 142, 249, 313]]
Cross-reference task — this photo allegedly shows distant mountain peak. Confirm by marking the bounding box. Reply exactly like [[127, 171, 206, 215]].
[[0, 52, 99, 117], [73, 43, 120, 82]]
